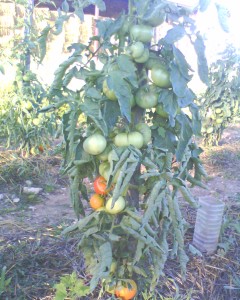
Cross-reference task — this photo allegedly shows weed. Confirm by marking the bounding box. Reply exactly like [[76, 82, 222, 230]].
[[0, 266, 12, 296]]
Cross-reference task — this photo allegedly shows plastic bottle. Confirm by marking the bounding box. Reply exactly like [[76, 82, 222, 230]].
[[193, 196, 225, 254]]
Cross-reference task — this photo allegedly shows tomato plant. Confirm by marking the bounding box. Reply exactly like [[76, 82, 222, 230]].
[[200, 46, 240, 146], [43, 0, 210, 297]]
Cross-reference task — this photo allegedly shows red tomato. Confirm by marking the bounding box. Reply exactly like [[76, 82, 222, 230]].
[[94, 176, 111, 195]]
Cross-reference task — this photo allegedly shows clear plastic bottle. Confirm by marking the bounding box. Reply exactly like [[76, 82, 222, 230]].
[[193, 196, 225, 254]]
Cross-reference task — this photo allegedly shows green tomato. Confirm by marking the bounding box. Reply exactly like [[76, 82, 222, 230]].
[[156, 103, 168, 118], [25, 101, 33, 111], [130, 24, 153, 43], [32, 118, 40, 126], [83, 133, 107, 155], [135, 88, 158, 109], [103, 80, 117, 101], [130, 96, 136, 108], [105, 196, 126, 214], [99, 161, 110, 177], [98, 144, 112, 161], [130, 42, 145, 59], [128, 131, 144, 149], [134, 48, 149, 63], [135, 123, 152, 145], [144, 11, 166, 27], [216, 118, 223, 124], [145, 57, 164, 70], [150, 66, 171, 88], [114, 133, 129, 148], [206, 127, 214, 134], [110, 260, 117, 274]]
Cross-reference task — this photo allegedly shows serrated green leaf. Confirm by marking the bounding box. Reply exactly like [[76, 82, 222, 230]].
[[54, 282, 67, 300], [189, 103, 201, 135], [199, 0, 211, 12], [193, 34, 209, 86], [97, 14, 125, 39], [49, 56, 81, 97], [116, 55, 138, 87], [175, 114, 192, 161], [152, 129, 176, 153], [103, 100, 121, 131], [178, 88, 195, 107], [54, 11, 70, 35], [173, 45, 192, 81], [62, 0, 69, 12], [164, 25, 186, 44], [62, 211, 98, 235], [170, 62, 188, 98], [107, 72, 132, 122], [37, 25, 51, 63], [133, 265, 148, 277], [73, 279, 90, 296], [0, 65, 4, 75], [89, 0, 106, 11], [80, 97, 108, 136], [90, 242, 112, 291], [159, 90, 178, 116], [85, 87, 102, 100], [215, 3, 230, 33]]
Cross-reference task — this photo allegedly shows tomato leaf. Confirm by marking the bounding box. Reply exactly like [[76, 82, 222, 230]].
[[37, 25, 51, 63], [193, 34, 209, 86], [215, 3, 230, 33], [152, 129, 176, 153], [116, 55, 138, 88], [97, 14, 125, 39], [189, 103, 201, 135], [175, 114, 193, 161], [199, 0, 211, 12], [159, 90, 179, 117], [85, 87, 102, 100], [90, 242, 112, 291], [173, 46, 193, 81], [170, 62, 188, 98], [49, 55, 82, 97], [164, 25, 186, 44], [103, 100, 121, 131], [89, 0, 106, 11], [54, 10, 70, 35], [80, 97, 108, 136], [107, 72, 132, 122], [177, 88, 195, 107]]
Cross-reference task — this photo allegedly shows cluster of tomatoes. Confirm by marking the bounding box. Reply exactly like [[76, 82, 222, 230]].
[[89, 176, 126, 214]]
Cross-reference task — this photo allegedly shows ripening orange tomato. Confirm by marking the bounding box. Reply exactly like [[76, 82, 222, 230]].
[[38, 145, 44, 152], [94, 176, 111, 195], [89, 194, 105, 210], [114, 279, 137, 300]]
